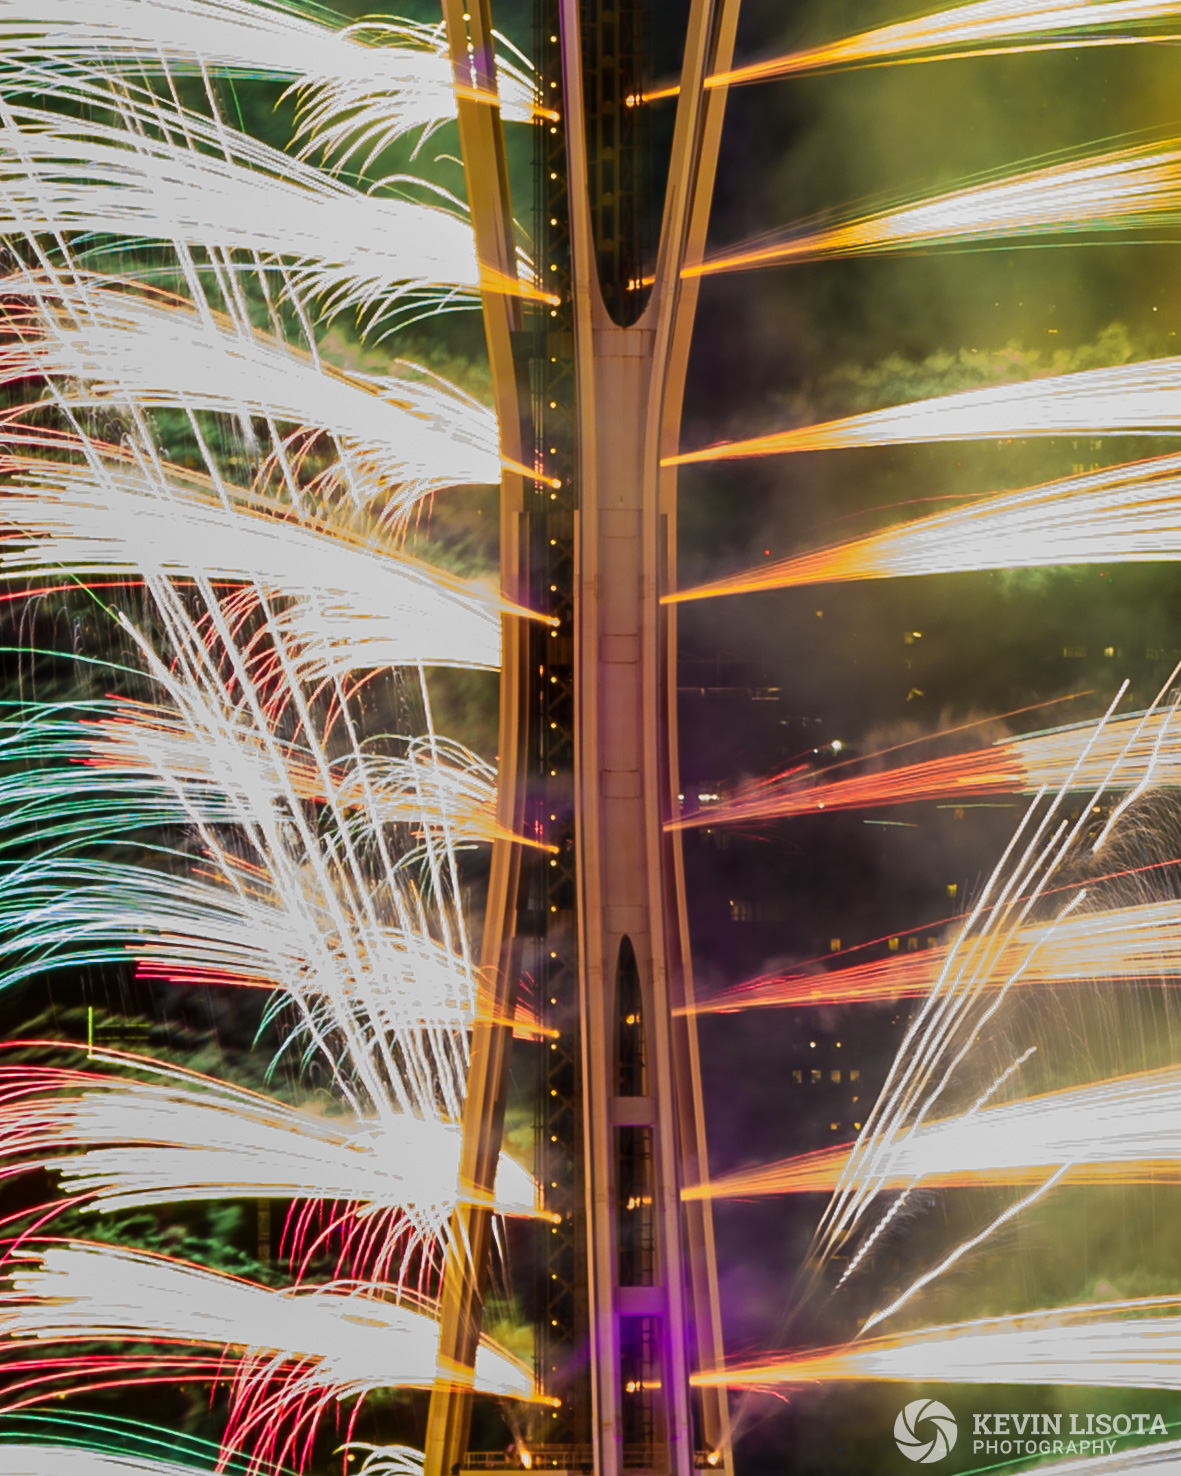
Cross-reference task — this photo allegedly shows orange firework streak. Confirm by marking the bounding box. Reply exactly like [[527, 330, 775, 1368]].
[[689, 1058, 1181, 1201], [683, 138, 1181, 278], [662, 356, 1181, 469], [691, 1149, 1181, 1198], [635, 0, 1181, 100], [668, 708, 1180, 831], [669, 745, 1023, 829], [668, 453, 1181, 605], [690, 1294, 1181, 1389], [687, 895, 1181, 1014]]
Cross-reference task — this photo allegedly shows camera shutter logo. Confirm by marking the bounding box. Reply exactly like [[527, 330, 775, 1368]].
[[894, 1399, 958, 1463]]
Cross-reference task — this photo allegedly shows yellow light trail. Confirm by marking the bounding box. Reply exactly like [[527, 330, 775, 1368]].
[[668, 453, 1181, 604], [662, 355, 1181, 469], [690, 1295, 1181, 1390], [686, 1063, 1181, 1199], [638, 0, 1181, 104], [667, 703, 1181, 831], [682, 894, 1181, 1014], [707, 0, 1181, 92], [686, 137, 1181, 278]]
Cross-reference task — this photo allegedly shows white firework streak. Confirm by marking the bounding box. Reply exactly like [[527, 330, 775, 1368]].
[[0, 97, 489, 320], [811, 684, 1179, 1271], [0, 0, 538, 152], [72, 700, 506, 848], [0, 1060, 539, 1225], [0, 859, 483, 1112], [667, 354, 1181, 467], [693, 1294, 1181, 1392], [0, 693, 531, 865], [345, 1448, 424, 1476], [93, 595, 484, 1123], [0, 455, 507, 676], [695, 1061, 1181, 1198], [0, 1243, 546, 1455], [0, 1450, 230, 1476], [0, 278, 504, 506]]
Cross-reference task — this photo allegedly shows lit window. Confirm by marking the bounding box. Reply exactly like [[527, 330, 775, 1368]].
[[830, 1069, 841, 1083], [792, 1069, 802, 1084], [811, 1069, 821, 1083], [850, 1069, 860, 1082]]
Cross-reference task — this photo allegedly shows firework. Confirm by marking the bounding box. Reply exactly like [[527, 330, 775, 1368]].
[[0, 0, 551, 1453], [0, 86, 554, 323], [0, 1451, 225, 1476], [0, 1057, 540, 1222], [690, 1295, 1181, 1390], [807, 695, 1151, 1273], [0, 105, 490, 317], [669, 453, 1181, 604], [688, 1064, 1181, 1198], [0, 858, 485, 1104], [668, 703, 1179, 830], [634, 0, 1181, 100], [687, 894, 1181, 1013], [688, 137, 1181, 278], [663, 355, 1181, 468], [0, 0, 539, 151], [711, 0, 1181, 87], [1, 276, 507, 505], [0, 454, 512, 676], [0, 1241, 545, 1465]]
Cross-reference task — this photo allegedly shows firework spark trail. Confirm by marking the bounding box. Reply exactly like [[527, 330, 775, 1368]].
[[0, 1450, 229, 1476], [345, 1449, 424, 1476], [690, 1295, 1181, 1390], [669, 453, 1181, 603], [0, 1242, 546, 1458], [0, 278, 509, 502], [686, 895, 1181, 1013], [662, 356, 1181, 468], [105, 586, 482, 1126], [75, 701, 510, 846], [688, 137, 1181, 278], [1012, 1438, 1181, 1473], [0, 1059, 541, 1222], [0, 95, 544, 319], [0, 0, 540, 147], [687, 1064, 1181, 1198], [0, 594, 486, 1121], [0, 455, 512, 675], [701, 0, 1181, 91], [668, 705, 1181, 830], [809, 686, 1166, 1270], [0, 696, 551, 866], [0, 0, 548, 1443], [0, 859, 487, 1101]]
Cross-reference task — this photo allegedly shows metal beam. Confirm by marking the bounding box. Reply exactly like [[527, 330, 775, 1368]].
[[424, 0, 533, 1468], [560, 0, 742, 1469], [428, 0, 743, 1464]]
